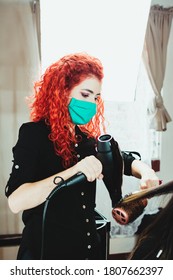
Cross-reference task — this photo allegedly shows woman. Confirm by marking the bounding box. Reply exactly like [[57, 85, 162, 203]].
[[129, 193, 173, 260], [5, 53, 159, 260]]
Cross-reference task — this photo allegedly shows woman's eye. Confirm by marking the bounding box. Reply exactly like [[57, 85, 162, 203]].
[[81, 92, 89, 98]]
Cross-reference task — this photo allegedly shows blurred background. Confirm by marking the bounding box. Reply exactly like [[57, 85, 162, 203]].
[[1, 0, 173, 259]]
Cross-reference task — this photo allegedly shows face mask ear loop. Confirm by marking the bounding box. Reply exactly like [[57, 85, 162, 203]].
[[41, 176, 66, 260]]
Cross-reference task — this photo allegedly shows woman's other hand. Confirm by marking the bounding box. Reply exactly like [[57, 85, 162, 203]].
[[131, 159, 160, 190], [139, 169, 160, 190]]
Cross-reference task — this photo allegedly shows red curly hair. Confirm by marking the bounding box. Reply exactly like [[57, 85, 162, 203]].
[[28, 53, 106, 168]]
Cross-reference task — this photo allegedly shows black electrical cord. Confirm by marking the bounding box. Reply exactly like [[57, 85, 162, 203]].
[[40, 172, 86, 260], [40, 176, 65, 260]]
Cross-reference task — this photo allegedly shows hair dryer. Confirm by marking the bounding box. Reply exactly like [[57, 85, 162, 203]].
[[46, 134, 124, 205], [112, 180, 173, 225], [96, 134, 123, 206]]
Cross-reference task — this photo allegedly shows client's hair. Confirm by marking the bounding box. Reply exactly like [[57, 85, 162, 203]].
[[129, 193, 173, 260]]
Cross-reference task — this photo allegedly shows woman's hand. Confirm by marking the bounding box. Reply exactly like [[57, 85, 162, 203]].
[[73, 155, 103, 182], [139, 169, 160, 190], [131, 159, 160, 190]]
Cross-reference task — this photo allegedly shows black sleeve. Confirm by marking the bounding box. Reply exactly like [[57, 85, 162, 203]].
[[5, 123, 40, 197], [122, 151, 141, 176]]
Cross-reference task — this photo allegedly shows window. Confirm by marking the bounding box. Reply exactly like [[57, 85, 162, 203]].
[[40, 0, 151, 101]]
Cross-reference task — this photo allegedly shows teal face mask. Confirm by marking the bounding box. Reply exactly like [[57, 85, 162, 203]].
[[68, 97, 97, 125]]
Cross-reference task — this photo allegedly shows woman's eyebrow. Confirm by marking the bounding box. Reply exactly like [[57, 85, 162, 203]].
[[81, 89, 94, 93], [82, 89, 101, 95]]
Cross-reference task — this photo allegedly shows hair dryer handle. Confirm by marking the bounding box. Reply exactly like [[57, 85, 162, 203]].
[[47, 172, 86, 200]]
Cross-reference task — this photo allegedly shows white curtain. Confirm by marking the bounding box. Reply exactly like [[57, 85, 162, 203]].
[[143, 5, 173, 131], [0, 0, 40, 236]]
